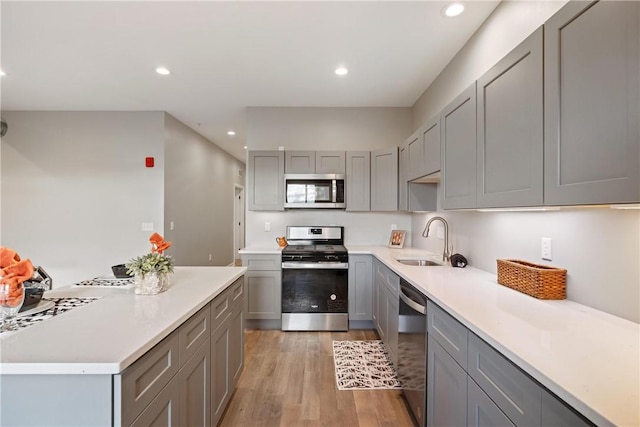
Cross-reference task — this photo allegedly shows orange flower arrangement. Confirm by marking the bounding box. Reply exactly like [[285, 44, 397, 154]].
[[0, 247, 34, 308]]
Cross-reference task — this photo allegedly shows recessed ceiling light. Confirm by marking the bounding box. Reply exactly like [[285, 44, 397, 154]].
[[243, 146, 248, 150], [335, 66, 348, 76], [0, 70, 6, 77], [443, 2, 465, 17], [155, 67, 171, 75], [227, 130, 236, 136]]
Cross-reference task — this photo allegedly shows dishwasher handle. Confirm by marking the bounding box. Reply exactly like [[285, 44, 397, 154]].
[[399, 286, 427, 315]]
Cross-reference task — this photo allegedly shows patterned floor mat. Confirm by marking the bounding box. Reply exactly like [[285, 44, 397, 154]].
[[332, 340, 401, 390]]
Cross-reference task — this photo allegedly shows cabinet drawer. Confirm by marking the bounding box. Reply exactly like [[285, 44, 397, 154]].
[[241, 254, 281, 271], [179, 304, 210, 366], [468, 333, 541, 427], [375, 260, 399, 298], [427, 300, 468, 369], [228, 277, 244, 307], [117, 331, 180, 427]]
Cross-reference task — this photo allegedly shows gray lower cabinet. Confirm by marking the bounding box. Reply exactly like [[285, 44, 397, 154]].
[[544, 0, 639, 205], [467, 377, 514, 427], [371, 147, 399, 211], [229, 300, 245, 389], [426, 336, 468, 427], [211, 316, 231, 426], [541, 389, 592, 427], [476, 27, 543, 208], [348, 254, 373, 322], [373, 259, 399, 365], [241, 254, 282, 320], [346, 151, 371, 211], [248, 151, 285, 211], [130, 375, 181, 427], [441, 82, 477, 209], [179, 339, 211, 427]]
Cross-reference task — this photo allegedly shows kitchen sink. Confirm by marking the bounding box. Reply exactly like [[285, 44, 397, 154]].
[[396, 258, 441, 266]]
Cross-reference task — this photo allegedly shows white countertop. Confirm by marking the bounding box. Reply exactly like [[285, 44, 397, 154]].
[[348, 245, 639, 427], [0, 266, 246, 375], [239, 245, 282, 255]]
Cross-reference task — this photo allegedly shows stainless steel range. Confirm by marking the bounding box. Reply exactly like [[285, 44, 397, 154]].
[[281, 226, 348, 331]]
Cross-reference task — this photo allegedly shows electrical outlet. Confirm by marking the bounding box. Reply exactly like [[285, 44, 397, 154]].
[[265, 222, 271, 232], [541, 237, 552, 261], [436, 226, 445, 240], [141, 222, 154, 231], [391, 224, 397, 230], [209, 253, 212, 261], [170, 221, 174, 231]]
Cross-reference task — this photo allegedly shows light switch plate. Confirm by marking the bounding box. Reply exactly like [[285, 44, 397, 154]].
[[265, 222, 271, 232], [541, 237, 552, 261]]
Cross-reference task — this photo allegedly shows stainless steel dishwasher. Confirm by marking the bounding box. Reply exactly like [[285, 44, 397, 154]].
[[398, 278, 428, 427]]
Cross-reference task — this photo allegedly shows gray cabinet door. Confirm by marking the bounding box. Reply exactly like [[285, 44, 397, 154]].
[[376, 276, 388, 341], [211, 320, 230, 427], [248, 151, 285, 211], [130, 377, 181, 427], [477, 27, 543, 208], [348, 255, 373, 321], [371, 147, 399, 211], [244, 270, 282, 320], [544, 1, 639, 205], [399, 142, 409, 211], [541, 390, 593, 427], [467, 377, 515, 427], [386, 287, 399, 366], [427, 300, 468, 370], [316, 151, 346, 174], [371, 259, 379, 327], [346, 151, 371, 211], [421, 115, 441, 177], [228, 300, 245, 390], [178, 339, 211, 427], [441, 83, 477, 209], [285, 151, 315, 173], [426, 336, 467, 427], [406, 129, 424, 182]]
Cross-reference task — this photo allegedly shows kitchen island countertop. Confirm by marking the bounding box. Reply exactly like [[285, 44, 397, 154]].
[[348, 245, 639, 427], [0, 266, 246, 375]]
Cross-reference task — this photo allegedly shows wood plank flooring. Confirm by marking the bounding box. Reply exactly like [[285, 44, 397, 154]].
[[219, 329, 416, 427]]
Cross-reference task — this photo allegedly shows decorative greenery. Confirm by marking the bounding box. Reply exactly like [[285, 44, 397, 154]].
[[126, 252, 174, 278]]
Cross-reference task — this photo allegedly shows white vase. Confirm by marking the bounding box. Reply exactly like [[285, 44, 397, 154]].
[[134, 272, 170, 295]]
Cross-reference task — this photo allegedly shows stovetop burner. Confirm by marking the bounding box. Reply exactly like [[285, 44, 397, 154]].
[[282, 226, 348, 263]]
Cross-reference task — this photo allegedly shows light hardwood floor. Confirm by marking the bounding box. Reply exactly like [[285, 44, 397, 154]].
[[219, 329, 416, 427]]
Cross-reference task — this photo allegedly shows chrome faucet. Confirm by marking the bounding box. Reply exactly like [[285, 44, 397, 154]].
[[422, 216, 450, 264]]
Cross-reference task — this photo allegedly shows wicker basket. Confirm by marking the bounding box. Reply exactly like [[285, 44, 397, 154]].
[[496, 259, 567, 300]]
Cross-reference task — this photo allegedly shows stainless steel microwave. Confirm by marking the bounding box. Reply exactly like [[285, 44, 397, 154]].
[[284, 174, 345, 209]]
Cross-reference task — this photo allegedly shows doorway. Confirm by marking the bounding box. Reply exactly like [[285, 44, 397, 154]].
[[233, 184, 245, 265]]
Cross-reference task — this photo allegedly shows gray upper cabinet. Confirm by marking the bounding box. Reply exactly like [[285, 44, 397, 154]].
[[477, 27, 544, 208], [346, 151, 371, 211], [544, 0, 639, 205], [421, 115, 441, 178], [285, 150, 346, 174], [248, 151, 285, 211], [398, 142, 408, 211], [406, 129, 424, 182], [285, 151, 315, 173], [441, 82, 477, 209], [316, 151, 346, 174], [371, 147, 399, 211]]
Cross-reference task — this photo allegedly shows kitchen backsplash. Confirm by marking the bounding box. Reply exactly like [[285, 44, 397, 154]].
[[411, 208, 640, 324]]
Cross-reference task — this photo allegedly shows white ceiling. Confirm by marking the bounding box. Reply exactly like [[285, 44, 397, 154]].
[[0, 1, 499, 161]]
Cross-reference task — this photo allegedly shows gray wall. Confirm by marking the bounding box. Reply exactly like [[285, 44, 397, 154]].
[[0, 111, 165, 286], [0, 111, 245, 286], [408, 0, 640, 323], [164, 113, 245, 266], [245, 106, 413, 248]]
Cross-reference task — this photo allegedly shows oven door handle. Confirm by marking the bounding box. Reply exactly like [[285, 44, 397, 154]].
[[399, 287, 427, 315], [282, 262, 349, 270]]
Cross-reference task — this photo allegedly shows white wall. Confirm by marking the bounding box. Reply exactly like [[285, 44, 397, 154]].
[[164, 113, 245, 266], [0, 111, 165, 286], [245, 106, 413, 248], [408, 0, 640, 323]]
